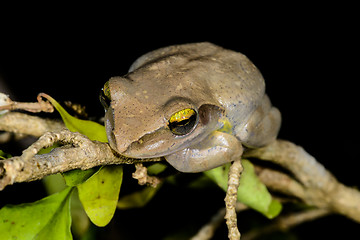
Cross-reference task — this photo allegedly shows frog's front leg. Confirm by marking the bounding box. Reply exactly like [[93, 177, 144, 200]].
[[165, 131, 243, 173]]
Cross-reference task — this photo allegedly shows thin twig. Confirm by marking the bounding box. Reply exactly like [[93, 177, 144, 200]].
[[191, 208, 226, 240], [224, 159, 243, 240], [254, 166, 306, 199], [241, 208, 330, 240], [0, 93, 54, 113], [132, 163, 161, 187], [191, 203, 248, 240]]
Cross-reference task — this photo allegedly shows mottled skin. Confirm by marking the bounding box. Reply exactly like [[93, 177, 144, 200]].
[[102, 42, 281, 172]]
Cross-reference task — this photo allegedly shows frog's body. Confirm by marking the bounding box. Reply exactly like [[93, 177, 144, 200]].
[[101, 42, 281, 172]]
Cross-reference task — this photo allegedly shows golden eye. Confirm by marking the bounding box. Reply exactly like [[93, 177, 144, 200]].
[[99, 81, 111, 109], [169, 108, 197, 135]]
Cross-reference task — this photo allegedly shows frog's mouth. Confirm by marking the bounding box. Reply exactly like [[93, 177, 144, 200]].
[[121, 127, 208, 159], [119, 105, 225, 159]]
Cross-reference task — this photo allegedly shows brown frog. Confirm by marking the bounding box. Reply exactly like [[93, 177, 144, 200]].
[[100, 42, 281, 172]]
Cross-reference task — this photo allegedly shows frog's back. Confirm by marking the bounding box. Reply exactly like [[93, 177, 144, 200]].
[[193, 43, 266, 133], [129, 42, 267, 139], [129, 42, 265, 103]]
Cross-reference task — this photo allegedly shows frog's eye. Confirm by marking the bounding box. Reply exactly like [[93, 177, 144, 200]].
[[169, 108, 198, 135], [99, 81, 111, 109]]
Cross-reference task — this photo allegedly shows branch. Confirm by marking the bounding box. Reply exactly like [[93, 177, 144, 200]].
[[245, 140, 360, 223], [1, 110, 360, 238], [0, 129, 162, 190], [0, 112, 64, 137]]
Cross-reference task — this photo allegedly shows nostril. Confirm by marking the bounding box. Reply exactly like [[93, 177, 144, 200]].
[[108, 132, 134, 155]]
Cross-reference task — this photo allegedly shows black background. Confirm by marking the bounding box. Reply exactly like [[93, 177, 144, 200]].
[[0, 4, 359, 239]]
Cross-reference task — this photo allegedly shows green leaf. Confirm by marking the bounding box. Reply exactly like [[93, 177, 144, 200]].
[[40, 95, 125, 227], [0, 149, 11, 159], [117, 184, 162, 209], [0, 187, 73, 240], [204, 164, 229, 191], [77, 165, 123, 227], [42, 94, 108, 188], [37, 143, 60, 155], [146, 163, 168, 175], [42, 93, 107, 142], [266, 199, 282, 219], [43, 175, 91, 237], [63, 168, 101, 187], [43, 174, 67, 195], [205, 159, 282, 218]]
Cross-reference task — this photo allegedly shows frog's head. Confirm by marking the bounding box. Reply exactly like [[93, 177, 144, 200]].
[[100, 58, 224, 160]]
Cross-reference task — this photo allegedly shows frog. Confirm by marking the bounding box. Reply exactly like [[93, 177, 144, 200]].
[[100, 42, 281, 173]]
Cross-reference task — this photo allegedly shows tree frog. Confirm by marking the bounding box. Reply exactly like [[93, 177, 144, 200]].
[[100, 42, 281, 172]]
